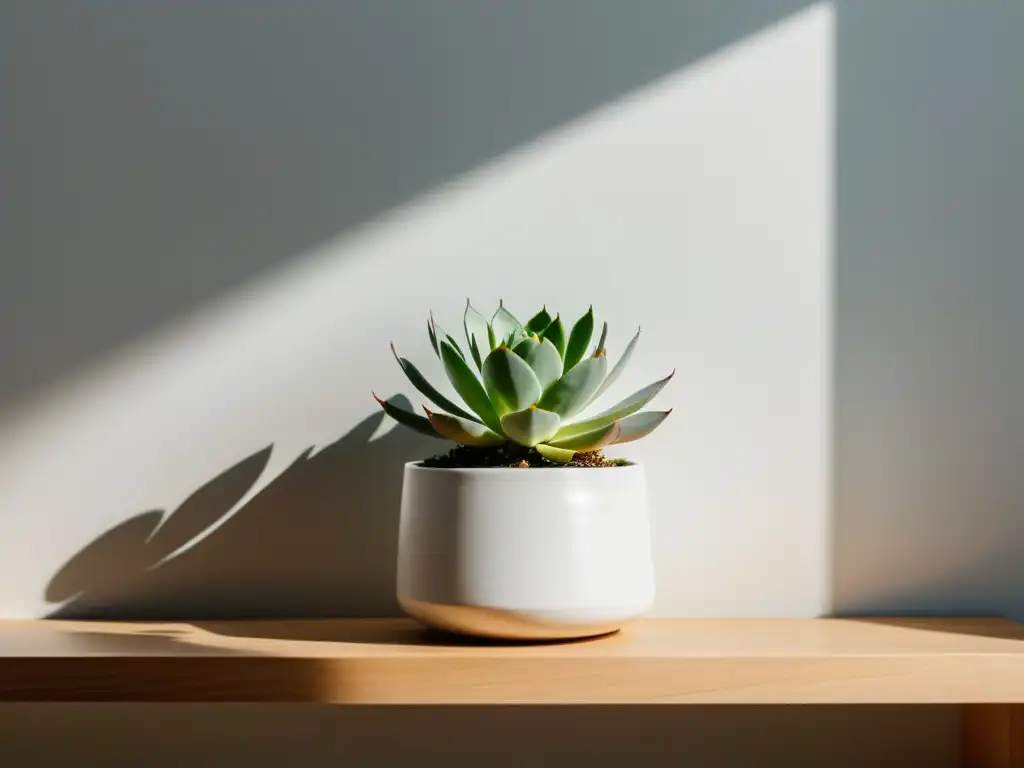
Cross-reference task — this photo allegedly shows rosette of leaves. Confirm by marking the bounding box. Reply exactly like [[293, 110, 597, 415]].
[[374, 301, 673, 464]]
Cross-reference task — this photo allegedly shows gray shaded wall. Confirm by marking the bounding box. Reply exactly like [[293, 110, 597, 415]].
[[834, 0, 1024, 615], [0, 0, 811, 410]]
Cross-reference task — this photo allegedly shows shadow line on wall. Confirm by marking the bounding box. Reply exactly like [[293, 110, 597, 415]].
[[46, 397, 436, 619], [0, 0, 815, 413]]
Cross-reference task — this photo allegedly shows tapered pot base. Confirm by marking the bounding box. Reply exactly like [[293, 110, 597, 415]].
[[400, 597, 645, 641]]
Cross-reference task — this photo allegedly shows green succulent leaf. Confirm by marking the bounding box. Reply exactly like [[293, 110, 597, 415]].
[[536, 353, 608, 419], [468, 334, 483, 371], [499, 407, 561, 447], [612, 409, 672, 445], [447, 336, 465, 359], [511, 327, 530, 347], [595, 321, 609, 355], [555, 369, 674, 439], [391, 343, 482, 424], [425, 408, 505, 446], [513, 336, 562, 391], [490, 300, 525, 345], [536, 443, 575, 464], [482, 346, 542, 416], [427, 318, 439, 357], [431, 314, 465, 361], [487, 323, 497, 351], [373, 393, 442, 438], [539, 314, 566, 359], [589, 326, 640, 406], [563, 305, 595, 372], [464, 300, 495, 357], [439, 340, 502, 434], [525, 306, 553, 335], [548, 420, 621, 451]]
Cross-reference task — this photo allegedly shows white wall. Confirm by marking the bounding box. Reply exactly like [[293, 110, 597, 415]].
[[0, 2, 832, 620]]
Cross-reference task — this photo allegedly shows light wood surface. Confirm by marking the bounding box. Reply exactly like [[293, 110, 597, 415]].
[[1, 618, 1024, 704]]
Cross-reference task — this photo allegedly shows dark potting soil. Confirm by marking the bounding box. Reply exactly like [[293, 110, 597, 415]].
[[421, 443, 628, 469]]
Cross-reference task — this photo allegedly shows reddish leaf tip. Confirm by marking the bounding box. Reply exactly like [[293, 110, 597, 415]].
[[372, 392, 386, 407]]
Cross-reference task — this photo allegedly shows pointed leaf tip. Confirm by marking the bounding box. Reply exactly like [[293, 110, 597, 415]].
[[557, 370, 673, 440], [587, 325, 641, 406], [491, 301, 526, 348], [427, 319, 439, 357], [611, 409, 672, 445], [525, 305, 554, 335], [376, 395, 443, 438], [392, 343, 483, 423], [539, 314, 567, 360], [563, 305, 595, 372], [595, 321, 608, 355], [464, 300, 494, 360]]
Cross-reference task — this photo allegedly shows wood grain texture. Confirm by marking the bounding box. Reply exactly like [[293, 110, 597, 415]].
[[961, 705, 1024, 767], [1, 618, 1024, 704]]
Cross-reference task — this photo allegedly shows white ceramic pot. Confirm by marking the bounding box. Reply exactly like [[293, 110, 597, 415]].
[[396, 462, 655, 640]]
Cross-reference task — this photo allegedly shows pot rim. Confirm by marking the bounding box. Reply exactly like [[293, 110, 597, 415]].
[[404, 460, 643, 473]]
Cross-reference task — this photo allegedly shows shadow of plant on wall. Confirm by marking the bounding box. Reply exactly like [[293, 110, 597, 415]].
[[45, 396, 437, 619]]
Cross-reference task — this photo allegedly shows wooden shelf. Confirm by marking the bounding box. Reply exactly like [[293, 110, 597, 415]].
[[2, 618, 1024, 705]]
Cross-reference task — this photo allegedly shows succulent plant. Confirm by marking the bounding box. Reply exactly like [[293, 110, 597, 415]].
[[374, 301, 673, 464]]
